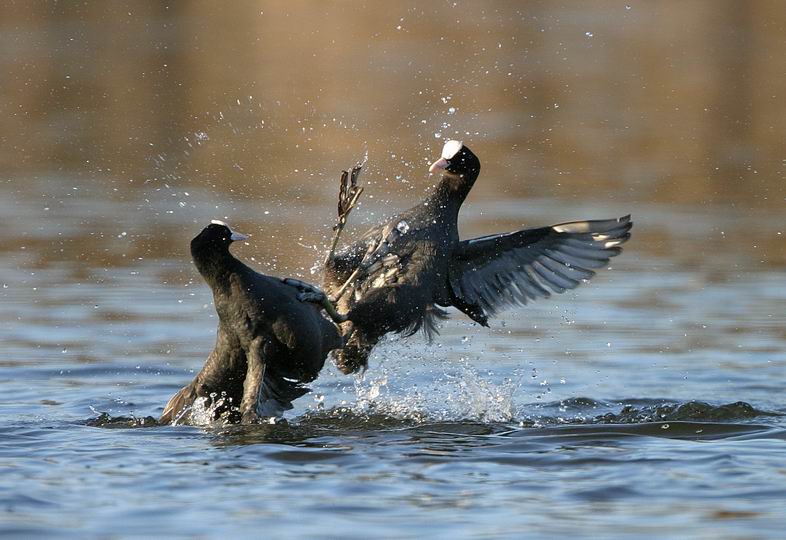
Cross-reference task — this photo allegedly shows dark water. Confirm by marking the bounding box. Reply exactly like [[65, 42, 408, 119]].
[[2, 3, 786, 539], [3, 186, 785, 539]]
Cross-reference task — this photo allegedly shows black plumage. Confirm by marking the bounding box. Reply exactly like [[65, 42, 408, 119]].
[[160, 221, 342, 425], [324, 141, 632, 373]]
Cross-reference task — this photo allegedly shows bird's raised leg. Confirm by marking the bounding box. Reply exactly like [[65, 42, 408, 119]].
[[240, 337, 266, 424], [281, 278, 347, 323], [325, 159, 365, 265], [331, 267, 361, 302]]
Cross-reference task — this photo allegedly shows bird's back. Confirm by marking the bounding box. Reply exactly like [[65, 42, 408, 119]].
[[227, 266, 340, 378]]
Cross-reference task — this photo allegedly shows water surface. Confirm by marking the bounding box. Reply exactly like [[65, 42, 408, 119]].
[[2, 2, 786, 539]]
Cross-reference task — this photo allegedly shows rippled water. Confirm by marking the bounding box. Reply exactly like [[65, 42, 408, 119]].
[[3, 3, 786, 538], [2, 181, 785, 539]]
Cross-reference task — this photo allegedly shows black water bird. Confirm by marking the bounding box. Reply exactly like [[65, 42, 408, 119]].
[[323, 140, 632, 373], [160, 221, 343, 424]]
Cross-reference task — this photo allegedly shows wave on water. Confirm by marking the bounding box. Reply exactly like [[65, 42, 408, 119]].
[[82, 352, 783, 434], [84, 411, 160, 428], [83, 397, 781, 435]]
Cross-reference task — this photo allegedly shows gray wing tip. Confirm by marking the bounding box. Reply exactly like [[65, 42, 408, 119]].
[[552, 215, 633, 236], [454, 213, 633, 317], [617, 215, 633, 234]]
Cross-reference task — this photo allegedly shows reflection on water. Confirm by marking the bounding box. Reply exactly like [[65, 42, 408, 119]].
[[4, 2, 786, 199], [2, 2, 786, 539]]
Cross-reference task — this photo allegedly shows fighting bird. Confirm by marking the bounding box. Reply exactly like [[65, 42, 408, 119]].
[[160, 221, 343, 424], [322, 141, 632, 374]]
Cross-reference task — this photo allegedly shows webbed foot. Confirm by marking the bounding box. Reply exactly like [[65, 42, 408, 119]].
[[282, 278, 347, 324], [337, 160, 365, 224], [326, 157, 365, 263]]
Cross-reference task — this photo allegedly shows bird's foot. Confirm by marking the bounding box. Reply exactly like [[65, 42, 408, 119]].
[[297, 291, 325, 303], [326, 156, 365, 263], [282, 277, 321, 295], [241, 410, 260, 424], [337, 159, 365, 223], [282, 278, 347, 324]]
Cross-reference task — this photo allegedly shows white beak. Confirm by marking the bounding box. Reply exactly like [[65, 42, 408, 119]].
[[429, 157, 449, 174]]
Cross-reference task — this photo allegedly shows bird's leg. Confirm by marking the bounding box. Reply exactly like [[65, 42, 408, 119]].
[[337, 319, 361, 349], [240, 337, 266, 424], [325, 160, 365, 264], [281, 278, 347, 323], [331, 267, 361, 301]]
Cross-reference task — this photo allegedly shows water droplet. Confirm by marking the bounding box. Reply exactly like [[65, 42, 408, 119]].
[[447, 107, 456, 114], [434, 132, 442, 138], [396, 220, 410, 234]]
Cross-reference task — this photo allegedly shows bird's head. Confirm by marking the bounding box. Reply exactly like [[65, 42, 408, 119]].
[[191, 220, 249, 258], [428, 140, 480, 178]]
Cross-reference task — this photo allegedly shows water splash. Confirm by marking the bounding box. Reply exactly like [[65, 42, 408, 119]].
[[342, 351, 523, 423], [396, 220, 410, 234], [174, 393, 244, 427], [451, 366, 520, 422]]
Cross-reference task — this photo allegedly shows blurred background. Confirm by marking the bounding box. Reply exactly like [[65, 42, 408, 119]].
[[2, 1, 784, 270]]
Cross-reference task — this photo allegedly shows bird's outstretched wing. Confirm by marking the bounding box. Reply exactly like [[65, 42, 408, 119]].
[[449, 215, 632, 317]]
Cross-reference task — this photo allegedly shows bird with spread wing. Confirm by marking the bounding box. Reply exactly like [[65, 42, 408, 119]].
[[321, 141, 632, 374]]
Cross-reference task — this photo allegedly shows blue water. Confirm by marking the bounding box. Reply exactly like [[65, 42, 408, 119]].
[[1, 182, 785, 539], [3, 2, 786, 537]]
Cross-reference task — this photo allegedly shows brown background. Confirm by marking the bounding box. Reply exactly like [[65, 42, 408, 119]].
[[2, 1, 784, 272]]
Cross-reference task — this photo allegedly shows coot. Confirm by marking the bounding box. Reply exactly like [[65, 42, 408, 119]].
[[160, 221, 343, 424], [323, 141, 632, 373]]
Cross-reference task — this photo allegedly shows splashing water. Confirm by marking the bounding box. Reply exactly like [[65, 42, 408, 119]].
[[451, 365, 521, 422], [176, 393, 243, 427], [343, 349, 522, 424]]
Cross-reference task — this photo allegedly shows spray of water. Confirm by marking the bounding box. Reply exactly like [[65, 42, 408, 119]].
[[335, 343, 525, 424]]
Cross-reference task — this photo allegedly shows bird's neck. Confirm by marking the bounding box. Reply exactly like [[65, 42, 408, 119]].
[[427, 169, 479, 216], [192, 248, 241, 291]]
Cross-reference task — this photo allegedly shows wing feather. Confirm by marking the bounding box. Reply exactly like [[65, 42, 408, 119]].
[[449, 215, 632, 316]]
